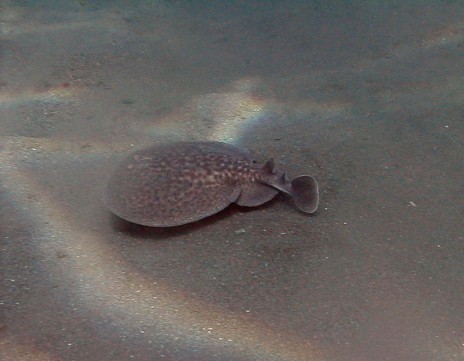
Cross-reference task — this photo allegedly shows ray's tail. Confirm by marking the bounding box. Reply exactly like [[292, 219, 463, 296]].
[[290, 175, 319, 213]]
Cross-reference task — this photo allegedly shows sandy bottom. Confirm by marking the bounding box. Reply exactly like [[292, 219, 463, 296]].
[[1, 1, 463, 360]]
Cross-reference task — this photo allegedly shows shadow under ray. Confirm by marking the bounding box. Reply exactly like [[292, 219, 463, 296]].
[[109, 197, 283, 240]]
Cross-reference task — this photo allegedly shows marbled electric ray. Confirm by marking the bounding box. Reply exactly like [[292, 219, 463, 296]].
[[104, 141, 319, 227]]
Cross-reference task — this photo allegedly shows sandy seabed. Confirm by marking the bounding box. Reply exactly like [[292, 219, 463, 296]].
[[1, 1, 463, 360]]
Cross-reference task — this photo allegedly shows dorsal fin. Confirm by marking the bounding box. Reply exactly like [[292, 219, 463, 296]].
[[262, 159, 277, 174]]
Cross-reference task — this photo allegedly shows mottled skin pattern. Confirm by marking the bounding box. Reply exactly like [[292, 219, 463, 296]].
[[105, 142, 280, 227]]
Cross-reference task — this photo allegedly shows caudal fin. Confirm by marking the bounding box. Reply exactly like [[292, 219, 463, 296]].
[[291, 175, 319, 213]]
